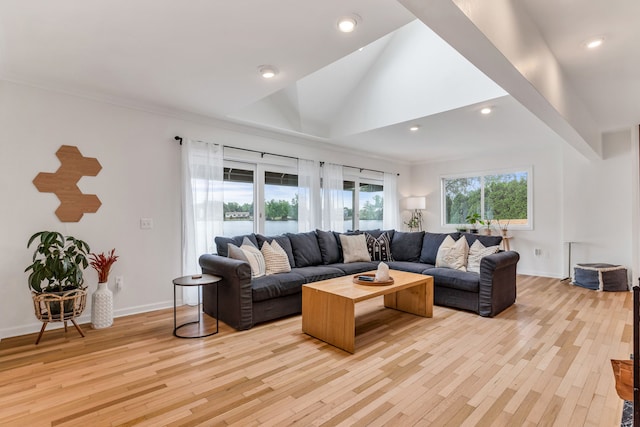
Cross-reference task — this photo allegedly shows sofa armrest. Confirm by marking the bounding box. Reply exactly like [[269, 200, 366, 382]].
[[199, 254, 253, 330], [478, 250, 520, 317]]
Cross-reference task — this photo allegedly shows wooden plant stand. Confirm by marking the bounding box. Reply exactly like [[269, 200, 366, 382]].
[[32, 289, 87, 345]]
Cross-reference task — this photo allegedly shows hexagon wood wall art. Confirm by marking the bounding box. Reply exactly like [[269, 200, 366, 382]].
[[33, 145, 102, 222]]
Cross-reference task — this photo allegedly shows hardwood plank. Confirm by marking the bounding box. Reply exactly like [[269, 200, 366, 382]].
[[0, 274, 630, 426]]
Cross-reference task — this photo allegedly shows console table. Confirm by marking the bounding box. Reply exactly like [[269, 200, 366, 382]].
[[172, 274, 221, 338]]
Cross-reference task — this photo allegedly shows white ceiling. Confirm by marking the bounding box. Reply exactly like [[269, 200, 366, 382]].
[[0, 1, 637, 163]]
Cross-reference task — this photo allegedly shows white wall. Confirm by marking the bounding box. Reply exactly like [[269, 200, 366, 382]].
[[409, 145, 563, 277], [562, 129, 636, 283], [409, 130, 637, 280], [0, 80, 410, 339]]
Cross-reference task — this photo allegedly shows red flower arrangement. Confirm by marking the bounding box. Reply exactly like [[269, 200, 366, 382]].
[[89, 249, 119, 283]]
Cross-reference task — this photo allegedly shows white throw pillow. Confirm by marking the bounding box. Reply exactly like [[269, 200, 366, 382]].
[[435, 235, 469, 271], [339, 234, 372, 263], [467, 239, 500, 274], [261, 240, 292, 275], [240, 237, 266, 278]]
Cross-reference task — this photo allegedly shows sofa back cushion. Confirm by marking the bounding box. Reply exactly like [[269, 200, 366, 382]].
[[256, 234, 295, 268], [215, 233, 259, 257], [420, 232, 461, 264], [391, 231, 424, 262], [461, 232, 502, 248], [316, 229, 341, 264], [286, 231, 323, 267]]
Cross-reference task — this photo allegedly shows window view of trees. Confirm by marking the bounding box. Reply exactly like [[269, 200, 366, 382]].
[[484, 173, 528, 221], [444, 177, 480, 224], [264, 197, 298, 221], [343, 180, 384, 230], [443, 171, 529, 226]]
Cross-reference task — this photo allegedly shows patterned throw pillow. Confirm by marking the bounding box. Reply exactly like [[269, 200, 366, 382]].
[[365, 232, 393, 261], [239, 237, 266, 278], [339, 234, 371, 263], [435, 235, 469, 271], [467, 239, 499, 274], [260, 240, 292, 275]]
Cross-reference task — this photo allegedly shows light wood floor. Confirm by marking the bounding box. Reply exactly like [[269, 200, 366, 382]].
[[0, 275, 632, 426]]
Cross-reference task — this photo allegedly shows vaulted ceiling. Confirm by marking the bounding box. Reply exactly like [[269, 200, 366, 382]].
[[1, 0, 637, 163]]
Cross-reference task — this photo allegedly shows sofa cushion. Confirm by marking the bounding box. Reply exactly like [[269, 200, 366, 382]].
[[386, 261, 434, 274], [316, 229, 341, 265], [292, 266, 344, 283], [362, 229, 395, 242], [256, 234, 295, 267], [467, 239, 500, 274], [427, 267, 479, 293], [390, 231, 424, 262], [339, 234, 372, 263], [286, 231, 323, 267], [420, 232, 461, 264], [251, 271, 306, 302], [261, 240, 292, 275], [461, 232, 502, 248], [330, 261, 379, 275], [365, 232, 393, 261], [215, 233, 258, 257], [435, 235, 469, 271]]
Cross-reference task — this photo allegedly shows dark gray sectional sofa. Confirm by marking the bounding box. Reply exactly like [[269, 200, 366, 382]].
[[199, 230, 520, 330]]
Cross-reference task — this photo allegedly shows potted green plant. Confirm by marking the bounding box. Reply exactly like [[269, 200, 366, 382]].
[[465, 212, 484, 234], [25, 231, 91, 316]]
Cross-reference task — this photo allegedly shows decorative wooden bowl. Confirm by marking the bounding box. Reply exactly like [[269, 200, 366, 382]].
[[352, 273, 394, 286]]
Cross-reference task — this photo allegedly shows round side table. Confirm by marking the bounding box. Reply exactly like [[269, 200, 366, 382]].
[[173, 274, 221, 338]]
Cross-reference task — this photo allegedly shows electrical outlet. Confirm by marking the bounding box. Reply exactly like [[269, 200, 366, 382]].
[[140, 218, 153, 229], [115, 276, 124, 290], [534, 248, 542, 256]]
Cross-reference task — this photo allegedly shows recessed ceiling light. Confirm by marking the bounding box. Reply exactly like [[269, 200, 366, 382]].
[[480, 107, 492, 115], [258, 65, 278, 79], [584, 37, 604, 49], [409, 125, 420, 132], [337, 15, 360, 33]]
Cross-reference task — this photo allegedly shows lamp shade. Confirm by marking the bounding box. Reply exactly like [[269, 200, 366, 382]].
[[404, 196, 426, 210]]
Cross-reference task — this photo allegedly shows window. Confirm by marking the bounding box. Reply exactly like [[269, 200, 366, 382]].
[[442, 168, 531, 229], [222, 158, 299, 236], [222, 164, 254, 237], [343, 171, 384, 231], [264, 171, 298, 235]]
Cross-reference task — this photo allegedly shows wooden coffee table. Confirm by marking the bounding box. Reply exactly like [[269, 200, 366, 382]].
[[302, 270, 433, 353]]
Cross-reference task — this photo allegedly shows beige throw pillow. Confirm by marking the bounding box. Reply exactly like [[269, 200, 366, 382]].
[[261, 240, 292, 275], [435, 235, 469, 271], [467, 239, 500, 274], [239, 237, 266, 278], [339, 234, 372, 263]]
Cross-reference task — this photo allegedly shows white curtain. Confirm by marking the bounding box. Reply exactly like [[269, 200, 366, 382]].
[[321, 163, 344, 232], [181, 139, 223, 305], [297, 159, 321, 232], [383, 172, 399, 230]]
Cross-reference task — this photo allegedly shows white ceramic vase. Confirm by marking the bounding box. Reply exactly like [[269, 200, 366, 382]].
[[92, 281, 113, 329]]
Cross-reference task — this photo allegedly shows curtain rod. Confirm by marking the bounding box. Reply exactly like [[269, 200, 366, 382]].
[[174, 136, 398, 176]]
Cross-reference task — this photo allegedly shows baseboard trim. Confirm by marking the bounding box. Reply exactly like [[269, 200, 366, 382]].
[[0, 300, 174, 340]]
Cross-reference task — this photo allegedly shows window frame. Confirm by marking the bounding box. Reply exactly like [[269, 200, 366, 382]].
[[440, 166, 533, 230], [222, 159, 299, 235], [343, 168, 384, 231]]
